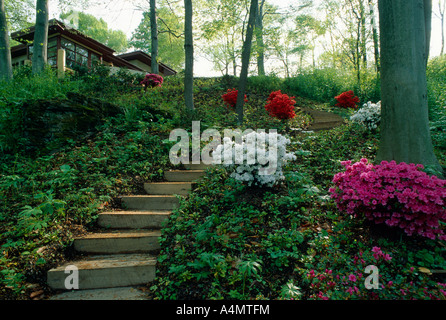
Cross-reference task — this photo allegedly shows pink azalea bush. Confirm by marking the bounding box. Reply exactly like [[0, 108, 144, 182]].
[[141, 73, 164, 89], [329, 158, 446, 240], [303, 246, 446, 300]]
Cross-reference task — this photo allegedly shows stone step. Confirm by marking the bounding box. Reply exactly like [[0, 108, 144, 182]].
[[121, 195, 179, 211], [164, 170, 205, 182], [98, 211, 170, 229], [49, 286, 151, 300], [73, 230, 162, 254], [183, 163, 210, 170], [144, 182, 192, 196], [310, 121, 344, 131], [47, 253, 157, 290]]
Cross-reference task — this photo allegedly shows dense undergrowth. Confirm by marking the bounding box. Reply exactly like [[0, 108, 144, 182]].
[[0, 60, 445, 300]]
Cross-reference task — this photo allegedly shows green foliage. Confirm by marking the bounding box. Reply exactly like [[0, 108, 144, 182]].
[[60, 10, 129, 53], [130, 8, 185, 71], [0, 65, 444, 300], [282, 67, 381, 106]]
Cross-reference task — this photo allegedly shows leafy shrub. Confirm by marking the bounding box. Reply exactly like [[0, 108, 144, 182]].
[[213, 131, 297, 187], [282, 68, 349, 102], [141, 73, 164, 89], [221, 88, 247, 111], [334, 90, 360, 109], [301, 241, 446, 300], [264, 90, 296, 120], [330, 158, 446, 240], [350, 101, 381, 131]]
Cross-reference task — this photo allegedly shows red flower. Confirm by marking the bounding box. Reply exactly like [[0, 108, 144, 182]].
[[335, 91, 360, 109], [264, 90, 296, 120], [141, 73, 164, 88], [222, 88, 247, 110]]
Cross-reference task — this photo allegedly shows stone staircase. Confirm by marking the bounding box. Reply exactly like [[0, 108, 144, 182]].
[[47, 164, 207, 300], [301, 108, 345, 131]]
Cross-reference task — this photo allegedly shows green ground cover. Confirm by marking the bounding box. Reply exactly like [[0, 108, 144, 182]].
[[0, 61, 445, 300]]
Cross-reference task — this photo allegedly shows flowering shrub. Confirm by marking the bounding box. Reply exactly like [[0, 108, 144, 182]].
[[303, 246, 446, 300], [329, 158, 446, 240], [212, 131, 296, 187], [350, 101, 381, 130], [334, 90, 360, 109], [264, 90, 296, 120], [141, 73, 164, 88], [222, 88, 247, 110]]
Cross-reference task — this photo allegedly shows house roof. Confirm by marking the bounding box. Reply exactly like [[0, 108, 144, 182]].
[[10, 19, 176, 75], [117, 51, 177, 76]]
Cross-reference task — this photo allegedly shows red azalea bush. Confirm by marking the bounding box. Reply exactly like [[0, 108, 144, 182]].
[[329, 158, 446, 240], [264, 90, 296, 120], [222, 88, 247, 110], [141, 73, 164, 88], [335, 90, 360, 109]]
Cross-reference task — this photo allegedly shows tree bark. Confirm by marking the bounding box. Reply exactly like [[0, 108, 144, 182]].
[[377, 0, 442, 174], [255, 0, 265, 76], [441, 0, 445, 55], [32, 0, 49, 74], [369, 0, 380, 72], [235, 0, 258, 126], [150, 0, 159, 74], [0, 0, 12, 80], [184, 0, 194, 111]]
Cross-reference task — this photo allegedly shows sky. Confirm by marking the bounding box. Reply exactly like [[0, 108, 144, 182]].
[[48, 0, 445, 77]]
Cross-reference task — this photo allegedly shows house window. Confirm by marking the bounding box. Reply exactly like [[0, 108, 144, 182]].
[[28, 37, 58, 66], [47, 38, 57, 67], [61, 38, 89, 69], [91, 53, 100, 66]]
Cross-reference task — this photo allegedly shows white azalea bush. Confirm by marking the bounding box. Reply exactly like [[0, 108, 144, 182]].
[[350, 101, 381, 131], [212, 131, 296, 187]]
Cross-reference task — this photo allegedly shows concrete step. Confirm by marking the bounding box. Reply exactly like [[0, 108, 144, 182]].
[[98, 211, 170, 229], [73, 230, 162, 254], [121, 195, 179, 211], [47, 253, 157, 290], [49, 286, 151, 300], [310, 121, 344, 131], [183, 163, 210, 170], [164, 170, 205, 182], [144, 182, 192, 196]]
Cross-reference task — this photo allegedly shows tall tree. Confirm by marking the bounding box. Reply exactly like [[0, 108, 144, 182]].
[[150, 0, 159, 74], [200, 0, 247, 76], [130, 7, 184, 71], [235, 0, 258, 125], [60, 10, 129, 53], [32, 0, 49, 74], [184, 0, 194, 111], [434, 0, 445, 55], [377, 0, 442, 174], [0, 0, 12, 80], [255, 0, 266, 76], [369, 0, 380, 72]]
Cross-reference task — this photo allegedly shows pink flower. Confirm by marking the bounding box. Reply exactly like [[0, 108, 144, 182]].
[[348, 274, 357, 282], [329, 159, 446, 240]]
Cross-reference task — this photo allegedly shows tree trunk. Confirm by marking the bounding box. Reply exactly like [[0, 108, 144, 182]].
[[32, 0, 49, 74], [235, 0, 258, 126], [255, 0, 265, 76], [150, 0, 159, 74], [369, 0, 380, 72], [0, 0, 12, 80], [377, 0, 442, 174], [184, 0, 194, 111]]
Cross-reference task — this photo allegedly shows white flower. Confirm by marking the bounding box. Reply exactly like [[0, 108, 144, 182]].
[[213, 131, 296, 187], [350, 101, 381, 131]]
